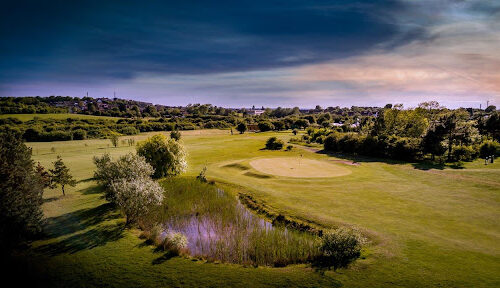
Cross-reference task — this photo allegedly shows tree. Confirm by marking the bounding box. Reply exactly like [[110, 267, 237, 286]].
[[49, 156, 76, 196], [110, 178, 163, 225], [137, 134, 187, 178], [0, 129, 44, 247], [258, 121, 274, 132], [170, 130, 181, 141], [265, 137, 284, 150], [236, 122, 247, 134], [485, 105, 496, 113], [439, 110, 469, 161], [110, 133, 119, 148], [35, 162, 51, 188], [93, 153, 154, 202]]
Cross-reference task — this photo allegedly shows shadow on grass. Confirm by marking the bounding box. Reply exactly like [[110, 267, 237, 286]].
[[316, 149, 466, 171], [42, 202, 120, 239], [152, 250, 178, 265], [77, 177, 96, 184], [43, 196, 61, 203], [80, 185, 105, 195], [35, 223, 125, 256]]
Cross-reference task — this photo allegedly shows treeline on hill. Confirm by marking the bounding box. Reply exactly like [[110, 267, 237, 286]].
[[308, 102, 500, 162], [0, 115, 242, 142], [0, 96, 68, 114]]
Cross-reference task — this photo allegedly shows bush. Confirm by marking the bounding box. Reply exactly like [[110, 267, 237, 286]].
[[318, 227, 362, 270], [286, 145, 293, 151], [452, 145, 476, 162], [161, 231, 188, 255], [72, 129, 87, 140], [119, 126, 139, 135], [137, 134, 188, 178], [170, 130, 181, 141], [236, 122, 247, 134], [265, 137, 284, 150], [479, 140, 500, 158], [110, 177, 164, 225]]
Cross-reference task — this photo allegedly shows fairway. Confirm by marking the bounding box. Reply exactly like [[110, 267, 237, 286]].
[[250, 157, 351, 178]]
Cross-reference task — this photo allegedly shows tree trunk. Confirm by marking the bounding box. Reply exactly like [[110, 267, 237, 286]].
[[62, 185, 65, 196]]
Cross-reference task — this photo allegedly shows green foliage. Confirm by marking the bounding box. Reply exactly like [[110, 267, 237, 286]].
[[292, 129, 298, 135], [258, 121, 274, 132], [110, 134, 119, 148], [49, 156, 76, 195], [236, 122, 247, 134], [451, 145, 476, 162], [136, 134, 188, 178], [0, 129, 44, 247], [479, 140, 500, 158], [161, 231, 188, 255], [110, 177, 164, 225], [318, 228, 362, 270], [265, 137, 284, 150], [170, 130, 181, 141], [72, 129, 87, 140], [93, 153, 154, 202], [196, 166, 208, 182]]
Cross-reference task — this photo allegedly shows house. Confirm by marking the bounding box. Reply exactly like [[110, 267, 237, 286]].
[[247, 124, 260, 132], [250, 109, 265, 115]]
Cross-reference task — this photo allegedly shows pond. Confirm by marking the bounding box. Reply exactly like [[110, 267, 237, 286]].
[[155, 178, 319, 266]]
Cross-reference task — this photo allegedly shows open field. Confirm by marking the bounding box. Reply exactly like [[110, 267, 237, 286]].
[[12, 129, 500, 287], [0, 113, 120, 121]]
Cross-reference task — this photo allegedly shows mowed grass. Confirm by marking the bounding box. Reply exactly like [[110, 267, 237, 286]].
[[16, 129, 500, 287], [0, 113, 120, 121]]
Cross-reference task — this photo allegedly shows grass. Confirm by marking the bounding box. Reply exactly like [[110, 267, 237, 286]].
[[0, 113, 120, 121], [9, 129, 500, 287]]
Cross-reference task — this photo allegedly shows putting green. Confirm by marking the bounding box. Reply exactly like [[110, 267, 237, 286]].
[[249, 157, 351, 178]]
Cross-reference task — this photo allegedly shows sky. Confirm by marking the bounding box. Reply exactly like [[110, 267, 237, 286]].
[[1, 0, 499, 108]]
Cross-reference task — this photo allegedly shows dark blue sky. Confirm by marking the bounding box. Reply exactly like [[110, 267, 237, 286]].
[[1, 0, 498, 107]]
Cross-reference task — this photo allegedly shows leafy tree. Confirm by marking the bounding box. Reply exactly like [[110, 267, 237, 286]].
[[0, 129, 44, 247], [258, 121, 274, 132], [421, 126, 446, 160], [439, 110, 470, 161], [110, 133, 119, 148], [170, 130, 181, 141], [93, 153, 154, 202], [137, 134, 187, 178], [265, 137, 284, 150], [49, 156, 76, 196], [292, 129, 298, 135], [110, 178, 163, 225], [485, 105, 496, 113], [236, 122, 247, 134], [318, 227, 362, 271]]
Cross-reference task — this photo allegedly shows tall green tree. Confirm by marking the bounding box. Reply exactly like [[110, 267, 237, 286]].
[[49, 156, 76, 196], [137, 134, 187, 178], [0, 129, 44, 247], [236, 122, 247, 134]]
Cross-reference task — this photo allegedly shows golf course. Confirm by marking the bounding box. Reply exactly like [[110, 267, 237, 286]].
[[11, 129, 499, 287]]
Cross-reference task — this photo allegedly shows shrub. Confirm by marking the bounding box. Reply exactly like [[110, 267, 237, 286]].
[[119, 126, 139, 135], [93, 153, 154, 202], [110, 177, 164, 225], [170, 130, 181, 141], [72, 129, 87, 140], [137, 134, 188, 178], [161, 231, 188, 255], [479, 140, 500, 158], [265, 137, 284, 150], [292, 129, 298, 135], [452, 145, 476, 162], [318, 227, 362, 270], [286, 145, 293, 151]]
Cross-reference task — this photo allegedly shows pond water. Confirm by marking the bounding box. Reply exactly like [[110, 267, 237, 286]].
[[162, 189, 275, 257]]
